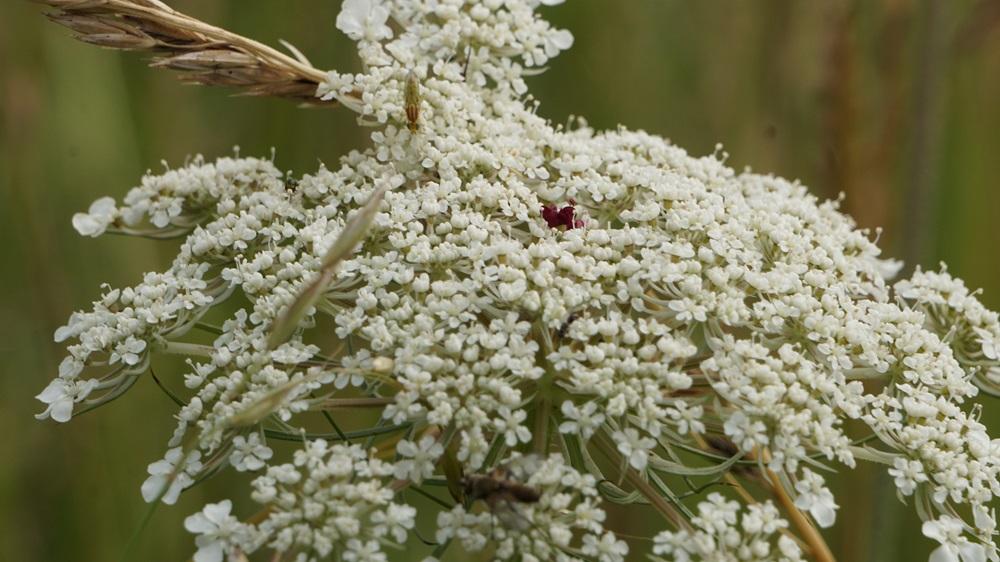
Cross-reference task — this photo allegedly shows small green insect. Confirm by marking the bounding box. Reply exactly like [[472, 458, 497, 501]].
[[404, 70, 421, 132]]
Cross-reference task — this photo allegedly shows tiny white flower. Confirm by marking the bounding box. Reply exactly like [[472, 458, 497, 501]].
[[344, 538, 386, 562], [888, 456, 928, 496], [34, 378, 98, 423], [613, 427, 656, 470], [922, 516, 986, 562], [581, 531, 629, 561], [230, 433, 273, 472], [544, 29, 574, 58], [974, 327, 998, 360], [336, 0, 392, 42], [494, 407, 531, 446], [184, 500, 243, 562], [71, 196, 117, 237], [141, 447, 203, 504], [371, 503, 416, 543], [559, 400, 605, 440], [793, 469, 838, 528], [394, 435, 443, 483]]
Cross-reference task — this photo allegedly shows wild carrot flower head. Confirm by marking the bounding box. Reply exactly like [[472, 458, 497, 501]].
[[39, 1, 1000, 561]]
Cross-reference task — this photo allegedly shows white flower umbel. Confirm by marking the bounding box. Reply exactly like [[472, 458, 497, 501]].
[[39, 0, 1000, 560]]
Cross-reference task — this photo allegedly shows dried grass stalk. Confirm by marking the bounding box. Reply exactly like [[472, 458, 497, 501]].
[[37, 0, 359, 105]]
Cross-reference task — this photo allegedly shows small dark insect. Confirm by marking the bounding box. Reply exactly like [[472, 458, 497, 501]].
[[463, 465, 542, 510], [404, 70, 421, 132], [705, 435, 739, 458], [557, 311, 579, 339], [705, 435, 756, 479]]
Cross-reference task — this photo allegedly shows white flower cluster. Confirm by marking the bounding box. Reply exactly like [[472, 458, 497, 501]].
[[896, 266, 1000, 390], [183, 442, 413, 562], [247, 441, 413, 561], [652, 493, 804, 562], [40, 0, 1000, 560]]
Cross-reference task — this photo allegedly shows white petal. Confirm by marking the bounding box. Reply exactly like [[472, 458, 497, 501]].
[[930, 545, 960, 562], [88, 196, 117, 217], [811, 503, 837, 528], [960, 543, 987, 562], [71, 212, 108, 237], [36, 379, 67, 403], [336, 0, 369, 39], [141, 475, 166, 503], [59, 356, 83, 378], [184, 512, 215, 534], [203, 500, 232, 524], [54, 325, 73, 343], [550, 29, 574, 50], [924, 520, 946, 542], [193, 541, 224, 562], [50, 397, 75, 423], [161, 480, 184, 505]]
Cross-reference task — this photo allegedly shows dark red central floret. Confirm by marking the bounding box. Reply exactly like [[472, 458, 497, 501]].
[[541, 199, 584, 230]]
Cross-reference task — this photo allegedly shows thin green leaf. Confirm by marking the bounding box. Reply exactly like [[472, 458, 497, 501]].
[[648, 450, 744, 477], [263, 422, 410, 442]]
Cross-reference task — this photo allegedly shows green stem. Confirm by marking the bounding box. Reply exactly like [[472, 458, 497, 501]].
[[263, 423, 409, 442], [313, 397, 394, 409], [532, 352, 557, 455], [594, 431, 691, 532], [160, 341, 214, 357]]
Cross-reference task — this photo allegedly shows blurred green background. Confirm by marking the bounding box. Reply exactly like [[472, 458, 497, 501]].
[[1, 1, 998, 561]]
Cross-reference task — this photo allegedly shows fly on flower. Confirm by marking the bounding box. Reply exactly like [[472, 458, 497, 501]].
[[557, 311, 580, 340], [462, 456, 542, 530], [404, 70, 421, 133]]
